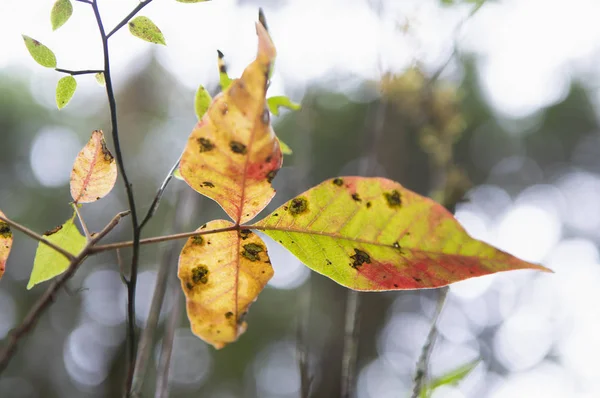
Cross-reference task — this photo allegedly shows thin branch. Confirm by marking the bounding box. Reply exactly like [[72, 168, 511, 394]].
[[90, 1, 144, 392], [155, 281, 181, 398], [55, 68, 103, 75], [296, 281, 313, 398], [411, 287, 449, 398], [73, 204, 91, 239], [74, 0, 93, 4], [0, 215, 75, 261], [106, 0, 155, 39], [340, 290, 361, 398], [0, 211, 129, 374], [139, 158, 180, 230], [89, 225, 238, 254]]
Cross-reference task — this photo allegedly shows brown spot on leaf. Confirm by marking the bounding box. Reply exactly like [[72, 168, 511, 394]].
[[289, 197, 308, 216], [366, 201, 372, 208], [191, 265, 209, 284], [333, 178, 344, 186], [239, 229, 252, 240], [202, 181, 215, 188], [393, 242, 401, 249], [185, 282, 194, 290], [197, 137, 214, 152], [242, 243, 264, 262], [351, 193, 362, 202], [44, 225, 63, 236], [267, 169, 278, 183], [326, 259, 332, 265], [230, 141, 247, 155], [0, 222, 11, 238], [384, 190, 402, 207], [225, 311, 234, 319], [350, 248, 371, 269], [100, 140, 114, 162], [191, 236, 204, 245]]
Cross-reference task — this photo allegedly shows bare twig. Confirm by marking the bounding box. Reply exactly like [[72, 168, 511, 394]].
[[73, 204, 91, 239], [55, 68, 103, 75], [0, 211, 129, 374], [411, 287, 449, 398], [0, 215, 75, 261], [139, 158, 180, 230]]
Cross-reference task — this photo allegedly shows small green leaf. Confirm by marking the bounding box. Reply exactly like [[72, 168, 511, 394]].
[[176, 0, 209, 2], [217, 50, 232, 90], [173, 167, 184, 180], [95, 72, 105, 86], [27, 211, 86, 289], [128, 16, 166, 45], [267, 95, 301, 116], [56, 75, 77, 109], [51, 0, 73, 31], [277, 137, 293, 155], [22, 35, 57, 68], [421, 360, 480, 397], [194, 85, 212, 120]]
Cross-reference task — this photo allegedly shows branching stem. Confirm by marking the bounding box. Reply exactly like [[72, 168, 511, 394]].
[[55, 68, 103, 75]]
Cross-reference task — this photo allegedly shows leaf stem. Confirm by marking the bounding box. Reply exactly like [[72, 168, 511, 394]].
[[0, 215, 75, 261], [73, 204, 91, 239], [411, 287, 449, 398], [0, 211, 129, 374], [106, 0, 154, 39], [139, 158, 180, 230], [55, 68, 103, 75], [90, 1, 143, 392]]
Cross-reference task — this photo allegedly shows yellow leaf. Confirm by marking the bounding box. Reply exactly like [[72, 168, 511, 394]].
[[178, 220, 273, 348], [70, 130, 117, 203], [180, 22, 281, 224], [0, 210, 13, 281]]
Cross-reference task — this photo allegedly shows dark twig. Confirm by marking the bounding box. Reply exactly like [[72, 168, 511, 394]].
[[106, 0, 155, 39], [411, 287, 449, 398], [55, 68, 103, 75], [139, 158, 180, 230], [89, 0, 146, 392], [0, 215, 75, 261], [74, 0, 93, 4], [0, 211, 129, 374]]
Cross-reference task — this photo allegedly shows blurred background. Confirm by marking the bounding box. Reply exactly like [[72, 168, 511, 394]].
[[1, 0, 600, 396]]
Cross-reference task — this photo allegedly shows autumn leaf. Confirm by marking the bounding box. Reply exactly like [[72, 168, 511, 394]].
[[70, 130, 117, 204], [22, 35, 57, 68], [56, 75, 77, 109], [128, 16, 166, 45], [28, 210, 86, 289], [180, 21, 282, 224], [178, 220, 273, 348], [50, 0, 73, 31], [0, 210, 13, 281], [217, 50, 232, 90], [251, 177, 551, 291]]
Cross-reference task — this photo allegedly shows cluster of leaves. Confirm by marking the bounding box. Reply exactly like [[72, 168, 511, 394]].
[[3, 2, 552, 356]]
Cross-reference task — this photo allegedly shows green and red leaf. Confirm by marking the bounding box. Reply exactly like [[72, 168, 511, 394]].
[[0, 210, 13, 281], [252, 177, 551, 291], [180, 21, 281, 224], [178, 220, 273, 348]]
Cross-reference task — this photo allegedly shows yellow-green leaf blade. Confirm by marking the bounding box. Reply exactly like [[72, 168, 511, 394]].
[[22, 35, 57, 68], [194, 85, 211, 120], [178, 220, 273, 349], [56, 75, 77, 109], [217, 50, 232, 90], [277, 137, 293, 155], [128, 16, 166, 45], [70, 130, 117, 203], [267, 95, 301, 116], [51, 0, 73, 31], [27, 211, 86, 289], [252, 177, 551, 291], [95, 72, 105, 86], [422, 360, 481, 398], [180, 21, 281, 224], [0, 210, 13, 282]]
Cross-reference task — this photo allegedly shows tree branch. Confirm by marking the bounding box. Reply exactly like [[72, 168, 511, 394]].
[[0, 211, 129, 374], [139, 158, 180, 230], [55, 68, 103, 76], [106, 0, 154, 39], [0, 215, 75, 261], [154, 280, 181, 398]]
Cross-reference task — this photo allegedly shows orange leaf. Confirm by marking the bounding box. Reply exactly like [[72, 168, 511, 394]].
[[252, 177, 551, 291], [0, 210, 13, 281], [180, 22, 281, 224], [178, 220, 273, 348], [70, 130, 117, 203]]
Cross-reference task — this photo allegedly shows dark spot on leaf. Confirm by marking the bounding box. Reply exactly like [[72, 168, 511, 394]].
[[0, 222, 11, 238], [230, 141, 247, 154], [100, 140, 114, 162], [350, 248, 371, 269], [185, 282, 194, 290], [202, 181, 215, 188], [225, 311, 234, 319], [366, 201, 372, 208], [351, 193, 362, 202], [267, 169, 278, 183], [273, 213, 279, 217], [333, 178, 344, 186], [393, 242, 401, 249], [217, 49, 225, 59], [191, 236, 204, 245], [242, 243, 264, 262], [219, 64, 227, 73], [261, 108, 270, 124], [191, 265, 209, 284], [201, 224, 207, 229], [266, 155, 272, 163], [413, 277, 422, 282], [239, 229, 252, 240], [197, 137, 214, 152], [289, 197, 308, 215], [394, 284, 398, 288], [238, 311, 248, 325], [384, 190, 402, 208], [221, 102, 228, 115], [44, 225, 63, 236], [326, 259, 332, 265]]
